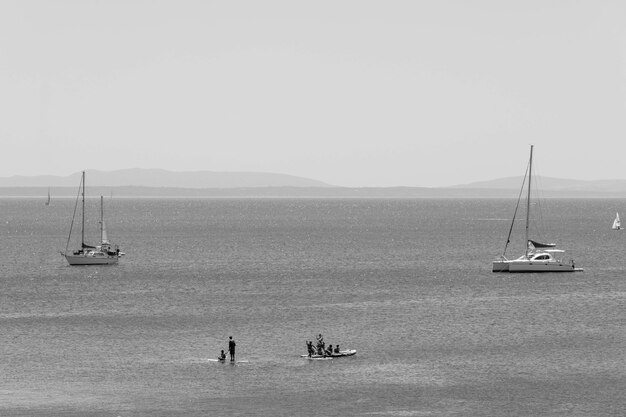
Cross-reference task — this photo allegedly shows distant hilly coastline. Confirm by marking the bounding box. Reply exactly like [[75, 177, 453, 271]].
[[0, 171, 626, 198], [2, 185, 625, 198], [453, 176, 626, 192], [0, 169, 333, 188]]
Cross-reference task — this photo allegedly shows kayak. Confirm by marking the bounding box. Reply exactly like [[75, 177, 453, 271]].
[[301, 349, 357, 359]]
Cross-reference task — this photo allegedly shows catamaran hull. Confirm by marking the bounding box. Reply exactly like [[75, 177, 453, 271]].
[[493, 260, 581, 273], [492, 261, 510, 272], [64, 254, 119, 265], [509, 262, 580, 272]]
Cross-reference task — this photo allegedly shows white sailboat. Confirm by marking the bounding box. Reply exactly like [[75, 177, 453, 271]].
[[612, 212, 622, 230], [62, 171, 124, 265], [492, 145, 582, 273]]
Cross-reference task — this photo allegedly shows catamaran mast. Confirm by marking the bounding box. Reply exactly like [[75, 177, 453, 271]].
[[81, 171, 85, 250], [525, 145, 533, 257]]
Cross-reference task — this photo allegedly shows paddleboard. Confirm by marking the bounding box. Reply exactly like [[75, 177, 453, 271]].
[[301, 349, 357, 359], [207, 359, 249, 363]]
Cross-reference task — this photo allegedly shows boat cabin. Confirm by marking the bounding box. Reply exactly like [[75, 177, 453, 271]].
[[530, 253, 553, 261]]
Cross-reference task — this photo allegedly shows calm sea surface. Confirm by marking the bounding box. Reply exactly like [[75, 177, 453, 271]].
[[1, 198, 624, 416]]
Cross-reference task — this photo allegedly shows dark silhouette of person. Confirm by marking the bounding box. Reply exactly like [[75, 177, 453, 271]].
[[228, 336, 236, 362]]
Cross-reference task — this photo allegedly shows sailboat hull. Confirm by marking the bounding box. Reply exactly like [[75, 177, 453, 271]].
[[508, 261, 579, 272], [492, 260, 510, 272], [64, 253, 119, 265], [493, 259, 581, 273]]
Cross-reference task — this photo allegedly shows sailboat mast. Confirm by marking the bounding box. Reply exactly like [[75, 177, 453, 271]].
[[525, 145, 533, 257], [100, 196, 104, 243], [81, 171, 85, 249]]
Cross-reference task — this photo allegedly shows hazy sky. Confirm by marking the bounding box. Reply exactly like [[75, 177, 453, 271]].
[[1, 1, 625, 187]]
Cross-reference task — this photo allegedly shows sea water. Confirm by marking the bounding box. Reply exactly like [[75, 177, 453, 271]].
[[0, 198, 624, 416]]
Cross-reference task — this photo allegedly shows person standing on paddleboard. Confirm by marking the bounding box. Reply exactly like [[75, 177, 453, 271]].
[[228, 336, 236, 362]]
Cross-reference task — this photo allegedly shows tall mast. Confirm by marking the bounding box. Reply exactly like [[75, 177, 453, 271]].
[[525, 145, 533, 257], [81, 171, 85, 249], [100, 195, 104, 243]]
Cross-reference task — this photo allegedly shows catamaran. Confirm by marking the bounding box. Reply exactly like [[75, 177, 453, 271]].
[[612, 212, 622, 230], [492, 146, 582, 273], [62, 171, 124, 265]]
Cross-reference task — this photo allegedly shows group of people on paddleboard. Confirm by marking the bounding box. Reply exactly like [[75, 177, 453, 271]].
[[214, 333, 344, 362], [217, 336, 236, 361], [306, 333, 341, 357]]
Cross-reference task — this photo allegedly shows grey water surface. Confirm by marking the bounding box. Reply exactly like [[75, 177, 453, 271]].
[[1, 198, 624, 416]]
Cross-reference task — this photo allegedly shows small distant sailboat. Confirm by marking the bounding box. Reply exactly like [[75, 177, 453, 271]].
[[493, 145, 582, 273], [61, 171, 124, 265], [45, 188, 50, 206], [612, 212, 622, 230]]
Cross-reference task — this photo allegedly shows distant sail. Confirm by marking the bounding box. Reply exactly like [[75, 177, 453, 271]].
[[612, 212, 622, 230]]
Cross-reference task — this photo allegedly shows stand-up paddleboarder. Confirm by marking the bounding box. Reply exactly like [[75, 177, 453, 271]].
[[228, 336, 236, 362]]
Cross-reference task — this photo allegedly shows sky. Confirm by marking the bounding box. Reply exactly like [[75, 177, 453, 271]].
[[1, 1, 625, 187]]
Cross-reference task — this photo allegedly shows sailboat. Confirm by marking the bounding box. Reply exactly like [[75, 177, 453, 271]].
[[612, 212, 622, 230], [62, 171, 124, 265], [492, 145, 582, 273], [45, 188, 50, 206]]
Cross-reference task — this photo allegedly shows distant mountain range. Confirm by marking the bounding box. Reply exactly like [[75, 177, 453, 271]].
[[0, 171, 625, 198], [0, 169, 333, 188], [453, 176, 626, 193]]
